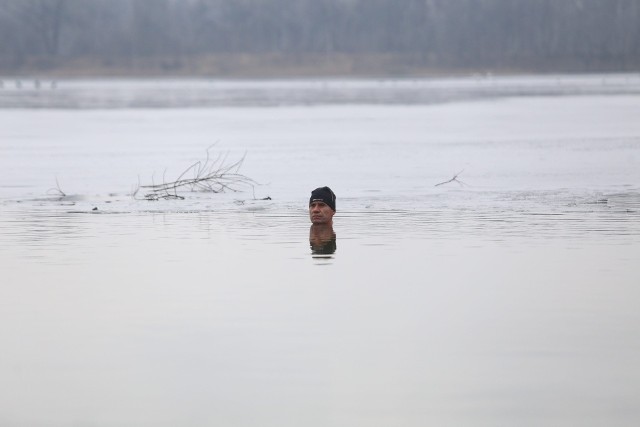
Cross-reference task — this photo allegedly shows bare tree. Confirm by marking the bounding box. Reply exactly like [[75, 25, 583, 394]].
[[1, 0, 640, 74]]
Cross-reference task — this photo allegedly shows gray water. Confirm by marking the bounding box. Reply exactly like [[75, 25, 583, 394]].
[[1, 75, 640, 427]]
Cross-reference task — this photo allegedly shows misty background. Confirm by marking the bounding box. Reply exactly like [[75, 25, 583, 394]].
[[1, 0, 639, 77]]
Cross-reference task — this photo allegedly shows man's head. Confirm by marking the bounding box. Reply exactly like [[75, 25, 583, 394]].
[[309, 186, 336, 224]]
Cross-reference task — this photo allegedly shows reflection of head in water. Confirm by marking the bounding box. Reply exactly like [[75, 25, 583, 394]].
[[309, 186, 336, 225], [309, 186, 336, 255], [310, 223, 336, 255]]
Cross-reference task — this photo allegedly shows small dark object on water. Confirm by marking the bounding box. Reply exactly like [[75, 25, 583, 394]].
[[261, 196, 271, 200], [92, 207, 98, 211]]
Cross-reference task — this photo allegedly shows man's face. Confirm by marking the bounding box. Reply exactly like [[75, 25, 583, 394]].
[[309, 201, 335, 224]]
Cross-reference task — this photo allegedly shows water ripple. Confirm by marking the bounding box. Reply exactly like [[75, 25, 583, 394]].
[[1, 189, 639, 263]]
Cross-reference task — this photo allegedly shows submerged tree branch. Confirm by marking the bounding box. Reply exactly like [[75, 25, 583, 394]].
[[137, 146, 256, 201], [435, 170, 467, 187], [47, 176, 66, 197]]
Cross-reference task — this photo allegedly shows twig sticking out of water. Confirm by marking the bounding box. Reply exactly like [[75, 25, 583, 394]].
[[435, 170, 467, 187], [47, 177, 66, 197], [139, 146, 256, 201]]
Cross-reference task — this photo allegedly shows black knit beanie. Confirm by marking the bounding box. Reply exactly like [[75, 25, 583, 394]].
[[309, 186, 336, 212]]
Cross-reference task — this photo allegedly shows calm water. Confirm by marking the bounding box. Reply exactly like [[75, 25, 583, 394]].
[[1, 75, 640, 427]]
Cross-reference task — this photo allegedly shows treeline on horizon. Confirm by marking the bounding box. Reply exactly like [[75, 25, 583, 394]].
[[1, 0, 639, 76]]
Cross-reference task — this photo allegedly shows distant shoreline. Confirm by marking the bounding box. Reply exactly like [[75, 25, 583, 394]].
[[3, 53, 637, 79]]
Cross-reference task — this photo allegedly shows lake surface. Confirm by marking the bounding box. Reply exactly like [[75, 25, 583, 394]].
[[1, 75, 640, 427]]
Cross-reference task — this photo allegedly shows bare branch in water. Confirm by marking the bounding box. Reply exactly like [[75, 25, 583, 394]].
[[47, 176, 67, 197], [139, 145, 256, 200], [131, 175, 141, 198], [435, 170, 467, 187]]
